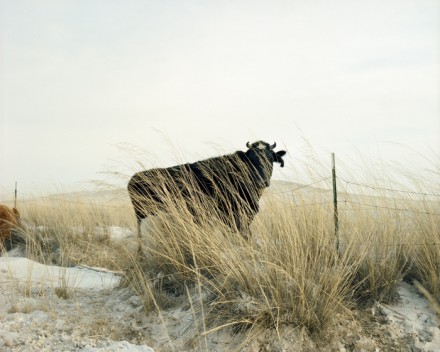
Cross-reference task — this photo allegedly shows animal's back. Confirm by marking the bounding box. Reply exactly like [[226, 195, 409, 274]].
[[128, 165, 191, 198]]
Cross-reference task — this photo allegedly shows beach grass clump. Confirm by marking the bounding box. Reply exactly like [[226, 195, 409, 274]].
[[124, 189, 358, 337], [14, 198, 135, 270]]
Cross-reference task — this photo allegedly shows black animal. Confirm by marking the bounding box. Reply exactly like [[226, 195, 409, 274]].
[[128, 141, 286, 241]]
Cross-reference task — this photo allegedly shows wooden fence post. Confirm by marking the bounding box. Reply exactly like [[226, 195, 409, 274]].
[[332, 154, 339, 251], [14, 182, 18, 208]]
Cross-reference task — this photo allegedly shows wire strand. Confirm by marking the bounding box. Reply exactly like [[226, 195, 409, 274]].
[[269, 177, 332, 195], [337, 177, 440, 198]]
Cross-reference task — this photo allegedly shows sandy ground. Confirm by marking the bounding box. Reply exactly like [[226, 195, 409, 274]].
[[1, 241, 440, 351], [374, 282, 440, 351], [0, 253, 154, 351]]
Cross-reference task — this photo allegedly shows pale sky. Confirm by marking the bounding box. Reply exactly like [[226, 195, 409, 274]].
[[1, 0, 439, 198]]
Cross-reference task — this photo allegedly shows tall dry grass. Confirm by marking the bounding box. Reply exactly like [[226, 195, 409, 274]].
[[6, 195, 136, 270], [120, 150, 440, 348], [2, 150, 439, 349], [123, 173, 345, 342], [335, 159, 440, 306]]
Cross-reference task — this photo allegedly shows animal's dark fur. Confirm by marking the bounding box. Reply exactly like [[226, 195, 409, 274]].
[[128, 141, 286, 241]]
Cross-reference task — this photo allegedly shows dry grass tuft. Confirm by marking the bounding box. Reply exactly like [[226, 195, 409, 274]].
[[3, 151, 439, 349], [14, 198, 136, 270]]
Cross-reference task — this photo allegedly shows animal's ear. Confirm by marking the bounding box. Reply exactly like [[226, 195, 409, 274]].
[[274, 150, 286, 167]]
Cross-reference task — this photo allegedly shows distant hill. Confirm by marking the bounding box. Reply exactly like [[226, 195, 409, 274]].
[[8, 180, 311, 206]]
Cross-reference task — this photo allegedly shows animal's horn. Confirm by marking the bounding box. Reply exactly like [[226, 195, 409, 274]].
[[246, 141, 252, 148], [270, 142, 276, 149]]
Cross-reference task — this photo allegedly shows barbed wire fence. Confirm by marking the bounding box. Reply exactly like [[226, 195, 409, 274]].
[[269, 153, 440, 251], [270, 177, 440, 212]]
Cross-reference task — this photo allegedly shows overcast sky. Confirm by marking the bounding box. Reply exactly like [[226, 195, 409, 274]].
[[1, 0, 439, 198]]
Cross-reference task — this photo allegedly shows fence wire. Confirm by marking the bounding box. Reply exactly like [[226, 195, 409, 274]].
[[270, 177, 332, 195], [5, 175, 440, 216], [337, 177, 440, 198], [339, 200, 440, 216], [338, 241, 440, 247], [16, 198, 124, 209], [267, 176, 440, 217]]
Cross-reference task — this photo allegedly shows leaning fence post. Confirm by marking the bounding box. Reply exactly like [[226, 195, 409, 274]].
[[331, 153, 339, 251], [14, 182, 18, 208]]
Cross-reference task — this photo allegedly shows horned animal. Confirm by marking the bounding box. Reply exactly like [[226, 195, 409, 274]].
[[128, 141, 286, 243]]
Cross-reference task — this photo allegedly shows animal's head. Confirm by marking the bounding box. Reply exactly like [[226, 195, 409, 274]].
[[245, 141, 287, 188]]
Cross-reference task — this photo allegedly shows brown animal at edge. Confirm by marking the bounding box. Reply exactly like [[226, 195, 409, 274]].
[[0, 205, 20, 246]]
